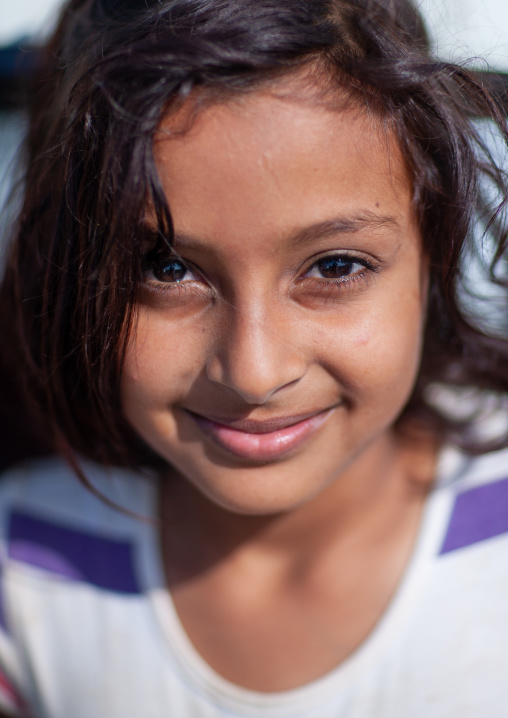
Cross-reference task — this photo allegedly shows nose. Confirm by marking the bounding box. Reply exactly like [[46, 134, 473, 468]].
[[206, 300, 307, 405]]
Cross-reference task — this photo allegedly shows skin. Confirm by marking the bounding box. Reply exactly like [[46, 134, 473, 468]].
[[121, 79, 437, 691]]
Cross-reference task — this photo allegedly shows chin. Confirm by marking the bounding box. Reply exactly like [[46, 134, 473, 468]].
[[180, 463, 331, 516]]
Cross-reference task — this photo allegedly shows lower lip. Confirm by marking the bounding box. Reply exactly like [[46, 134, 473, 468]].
[[187, 409, 334, 461]]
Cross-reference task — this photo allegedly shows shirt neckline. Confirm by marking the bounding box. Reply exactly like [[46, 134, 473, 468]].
[[140, 445, 467, 717]]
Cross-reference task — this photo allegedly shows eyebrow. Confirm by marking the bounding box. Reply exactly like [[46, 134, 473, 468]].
[[288, 211, 400, 246], [145, 210, 400, 251]]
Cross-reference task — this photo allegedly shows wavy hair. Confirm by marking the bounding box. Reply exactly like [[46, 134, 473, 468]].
[[2, 0, 508, 470]]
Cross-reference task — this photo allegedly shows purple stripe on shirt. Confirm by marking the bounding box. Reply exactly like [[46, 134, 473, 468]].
[[440, 477, 508, 554], [8, 510, 140, 594]]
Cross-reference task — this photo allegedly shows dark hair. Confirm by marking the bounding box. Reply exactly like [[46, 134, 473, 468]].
[[2, 0, 508, 471]]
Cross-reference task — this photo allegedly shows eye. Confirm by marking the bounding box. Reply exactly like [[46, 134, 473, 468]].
[[140, 244, 214, 306], [305, 254, 368, 280], [143, 255, 199, 284]]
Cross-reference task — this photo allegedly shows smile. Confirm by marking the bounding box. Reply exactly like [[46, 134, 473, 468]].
[[185, 407, 336, 461]]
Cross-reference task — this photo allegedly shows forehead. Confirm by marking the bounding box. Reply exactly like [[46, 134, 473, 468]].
[[153, 84, 414, 252]]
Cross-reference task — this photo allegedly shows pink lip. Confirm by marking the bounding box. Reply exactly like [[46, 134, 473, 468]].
[[186, 408, 335, 461]]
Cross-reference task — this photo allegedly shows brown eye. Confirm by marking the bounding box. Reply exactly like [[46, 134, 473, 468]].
[[153, 258, 189, 283], [144, 256, 199, 284], [306, 255, 366, 279]]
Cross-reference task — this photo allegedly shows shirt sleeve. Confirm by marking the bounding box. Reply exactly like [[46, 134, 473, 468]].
[[0, 468, 36, 718], [0, 562, 30, 717]]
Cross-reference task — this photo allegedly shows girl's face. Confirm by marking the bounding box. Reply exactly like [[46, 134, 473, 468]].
[[121, 84, 428, 514]]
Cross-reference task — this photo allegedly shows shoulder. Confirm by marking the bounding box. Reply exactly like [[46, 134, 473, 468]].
[[439, 445, 508, 555], [0, 454, 157, 524], [0, 458, 160, 715], [0, 455, 158, 595]]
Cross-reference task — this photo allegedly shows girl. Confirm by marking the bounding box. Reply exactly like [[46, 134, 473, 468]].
[[0, 0, 508, 715]]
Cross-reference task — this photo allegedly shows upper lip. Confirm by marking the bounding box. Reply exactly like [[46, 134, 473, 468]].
[[184, 406, 337, 434]]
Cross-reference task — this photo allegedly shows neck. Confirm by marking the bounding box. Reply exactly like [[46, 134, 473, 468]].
[[160, 428, 438, 586]]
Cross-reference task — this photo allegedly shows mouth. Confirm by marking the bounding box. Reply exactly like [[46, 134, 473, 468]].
[[184, 407, 337, 461]]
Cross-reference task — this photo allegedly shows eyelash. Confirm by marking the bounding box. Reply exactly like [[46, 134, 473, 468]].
[[141, 251, 378, 296], [300, 254, 377, 290]]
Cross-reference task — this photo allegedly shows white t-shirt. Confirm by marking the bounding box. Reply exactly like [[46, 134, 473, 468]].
[[0, 447, 506, 717]]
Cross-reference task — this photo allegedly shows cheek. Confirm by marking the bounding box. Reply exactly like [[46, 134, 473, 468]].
[[314, 278, 426, 405], [121, 308, 204, 409]]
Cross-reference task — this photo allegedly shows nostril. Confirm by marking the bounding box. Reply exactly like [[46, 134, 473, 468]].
[[204, 304, 308, 404], [205, 345, 306, 405]]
